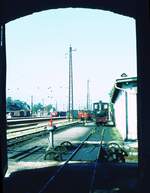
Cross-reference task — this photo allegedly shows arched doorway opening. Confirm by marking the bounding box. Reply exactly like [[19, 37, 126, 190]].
[[1, 1, 150, 193]]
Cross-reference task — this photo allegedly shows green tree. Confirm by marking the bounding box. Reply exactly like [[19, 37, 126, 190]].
[[32, 103, 44, 114], [6, 97, 30, 111], [45, 104, 53, 114]]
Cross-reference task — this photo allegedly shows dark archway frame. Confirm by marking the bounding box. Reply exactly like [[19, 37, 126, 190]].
[[1, 0, 150, 192], [1, 0, 136, 24]]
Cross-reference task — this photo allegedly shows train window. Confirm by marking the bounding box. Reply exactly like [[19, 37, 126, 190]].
[[103, 104, 108, 109], [93, 103, 99, 110], [5, 8, 137, 177]]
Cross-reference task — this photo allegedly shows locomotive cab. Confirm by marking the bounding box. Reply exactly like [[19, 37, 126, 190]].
[[93, 101, 110, 126]]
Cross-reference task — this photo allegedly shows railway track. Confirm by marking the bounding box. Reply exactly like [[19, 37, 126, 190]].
[[7, 122, 87, 171], [7, 116, 66, 125], [7, 119, 80, 146], [35, 126, 128, 193], [6, 123, 137, 193], [7, 124, 131, 193], [8, 125, 100, 163], [37, 126, 105, 193], [8, 128, 95, 161], [8, 146, 43, 161]]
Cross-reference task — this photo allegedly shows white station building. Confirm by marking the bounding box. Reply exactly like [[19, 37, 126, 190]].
[[110, 77, 137, 141]]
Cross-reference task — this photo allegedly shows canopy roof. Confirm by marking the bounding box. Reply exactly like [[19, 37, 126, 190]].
[[111, 77, 137, 103]]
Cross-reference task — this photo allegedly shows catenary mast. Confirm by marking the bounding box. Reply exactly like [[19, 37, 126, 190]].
[[68, 45, 74, 121], [87, 79, 90, 111]]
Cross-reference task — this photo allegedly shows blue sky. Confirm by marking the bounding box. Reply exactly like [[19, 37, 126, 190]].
[[6, 8, 137, 110]]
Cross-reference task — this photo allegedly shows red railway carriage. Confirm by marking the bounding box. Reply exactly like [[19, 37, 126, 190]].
[[78, 111, 86, 120], [78, 111, 93, 121]]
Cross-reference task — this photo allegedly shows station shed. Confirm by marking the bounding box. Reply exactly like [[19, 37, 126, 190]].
[[111, 77, 137, 141]]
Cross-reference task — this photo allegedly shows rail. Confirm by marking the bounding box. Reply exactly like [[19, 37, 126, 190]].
[[37, 127, 105, 193], [89, 127, 105, 193], [38, 129, 95, 193]]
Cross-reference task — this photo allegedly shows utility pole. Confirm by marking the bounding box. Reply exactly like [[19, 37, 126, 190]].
[[125, 91, 128, 141], [31, 95, 33, 116], [87, 79, 90, 111], [55, 100, 57, 111], [68, 45, 76, 121]]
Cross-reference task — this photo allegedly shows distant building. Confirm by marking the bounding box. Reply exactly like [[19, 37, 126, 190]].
[[110, 77, 137, 140], [9, 110, 31, 117]]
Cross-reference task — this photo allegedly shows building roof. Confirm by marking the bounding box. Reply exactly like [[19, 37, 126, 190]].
[[110, 76, 137, 103]]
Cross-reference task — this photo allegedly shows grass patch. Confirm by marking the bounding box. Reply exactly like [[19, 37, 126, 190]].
[[104, 126, 123, 142]]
